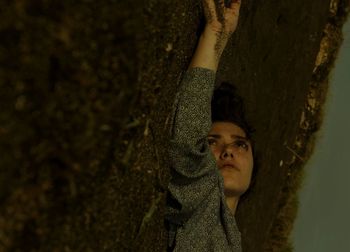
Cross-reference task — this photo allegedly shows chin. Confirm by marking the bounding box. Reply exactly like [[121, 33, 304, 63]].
[[223, 181, 248, 197]]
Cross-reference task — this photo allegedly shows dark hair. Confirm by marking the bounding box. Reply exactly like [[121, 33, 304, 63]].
[[211, 82, 257, 201], [211, 82, 253, 139]]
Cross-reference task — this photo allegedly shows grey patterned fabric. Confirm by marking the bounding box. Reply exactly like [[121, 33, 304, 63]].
[[166, 67, 242, 251]]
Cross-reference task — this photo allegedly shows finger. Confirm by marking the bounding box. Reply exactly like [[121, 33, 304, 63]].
[[203, 0, 219, 22], [203, 0, 217, 12], [229, 0, 241, 10]]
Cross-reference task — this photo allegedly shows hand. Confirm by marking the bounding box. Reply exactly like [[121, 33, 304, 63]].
[[202, 0, 241, 36], [188, 0, 241, 71]]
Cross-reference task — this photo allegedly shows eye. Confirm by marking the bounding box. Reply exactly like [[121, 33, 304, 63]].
[[234, 140, 249, 151], [208, 138, 217, 146]]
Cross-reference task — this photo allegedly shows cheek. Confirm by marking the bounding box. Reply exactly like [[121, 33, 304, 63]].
[[239, 153, 254, 174], [209, 146, 221, 161], [245, 154, 254, 177]]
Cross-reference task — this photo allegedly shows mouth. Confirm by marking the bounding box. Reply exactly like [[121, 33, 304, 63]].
[[220, 164, 238, 170]]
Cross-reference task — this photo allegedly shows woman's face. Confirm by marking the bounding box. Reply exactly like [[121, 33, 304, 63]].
[[208, 122, 254, 197]]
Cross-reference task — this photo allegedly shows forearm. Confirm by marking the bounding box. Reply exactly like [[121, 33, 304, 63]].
[[189, 27, 229, 72]]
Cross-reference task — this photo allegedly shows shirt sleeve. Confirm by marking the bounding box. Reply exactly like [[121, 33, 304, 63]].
[[166, 67, 219, 226]]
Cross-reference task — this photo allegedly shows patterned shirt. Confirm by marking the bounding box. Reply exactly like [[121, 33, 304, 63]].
[[166, 67, 242, 251]]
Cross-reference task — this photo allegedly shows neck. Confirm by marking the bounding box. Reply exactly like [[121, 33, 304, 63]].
[[226, 196, 239, 214]]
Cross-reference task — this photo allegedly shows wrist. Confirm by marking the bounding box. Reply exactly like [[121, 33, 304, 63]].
[[203, 26, 229, 47], [204, 24, 234, 37]]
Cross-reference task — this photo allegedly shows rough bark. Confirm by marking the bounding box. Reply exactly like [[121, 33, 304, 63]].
[[0, 0, 348, 251]]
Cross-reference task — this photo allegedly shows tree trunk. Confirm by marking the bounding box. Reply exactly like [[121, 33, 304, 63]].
[[0, 0, 348, 251]]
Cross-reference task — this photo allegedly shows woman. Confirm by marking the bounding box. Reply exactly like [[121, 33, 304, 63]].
[[166, 0, 254, 251]]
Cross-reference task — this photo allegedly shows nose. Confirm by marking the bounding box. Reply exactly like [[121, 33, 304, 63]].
[[220, 144, 234, 160]]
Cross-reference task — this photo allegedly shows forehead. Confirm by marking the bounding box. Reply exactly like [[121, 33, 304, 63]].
[[209, 122, 246, 138]]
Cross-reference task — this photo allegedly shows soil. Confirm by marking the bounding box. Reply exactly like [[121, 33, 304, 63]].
[[0, 0, 348, 251]]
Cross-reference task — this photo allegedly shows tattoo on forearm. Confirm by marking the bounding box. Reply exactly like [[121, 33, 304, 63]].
[[214, 31, 229, 61], [202, 0, 232, 61]]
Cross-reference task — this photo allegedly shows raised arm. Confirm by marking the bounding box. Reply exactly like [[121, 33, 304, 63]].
[[189, 0, 241, 72], [166, 0, 242, 226], [172, 0, 241, 146]]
